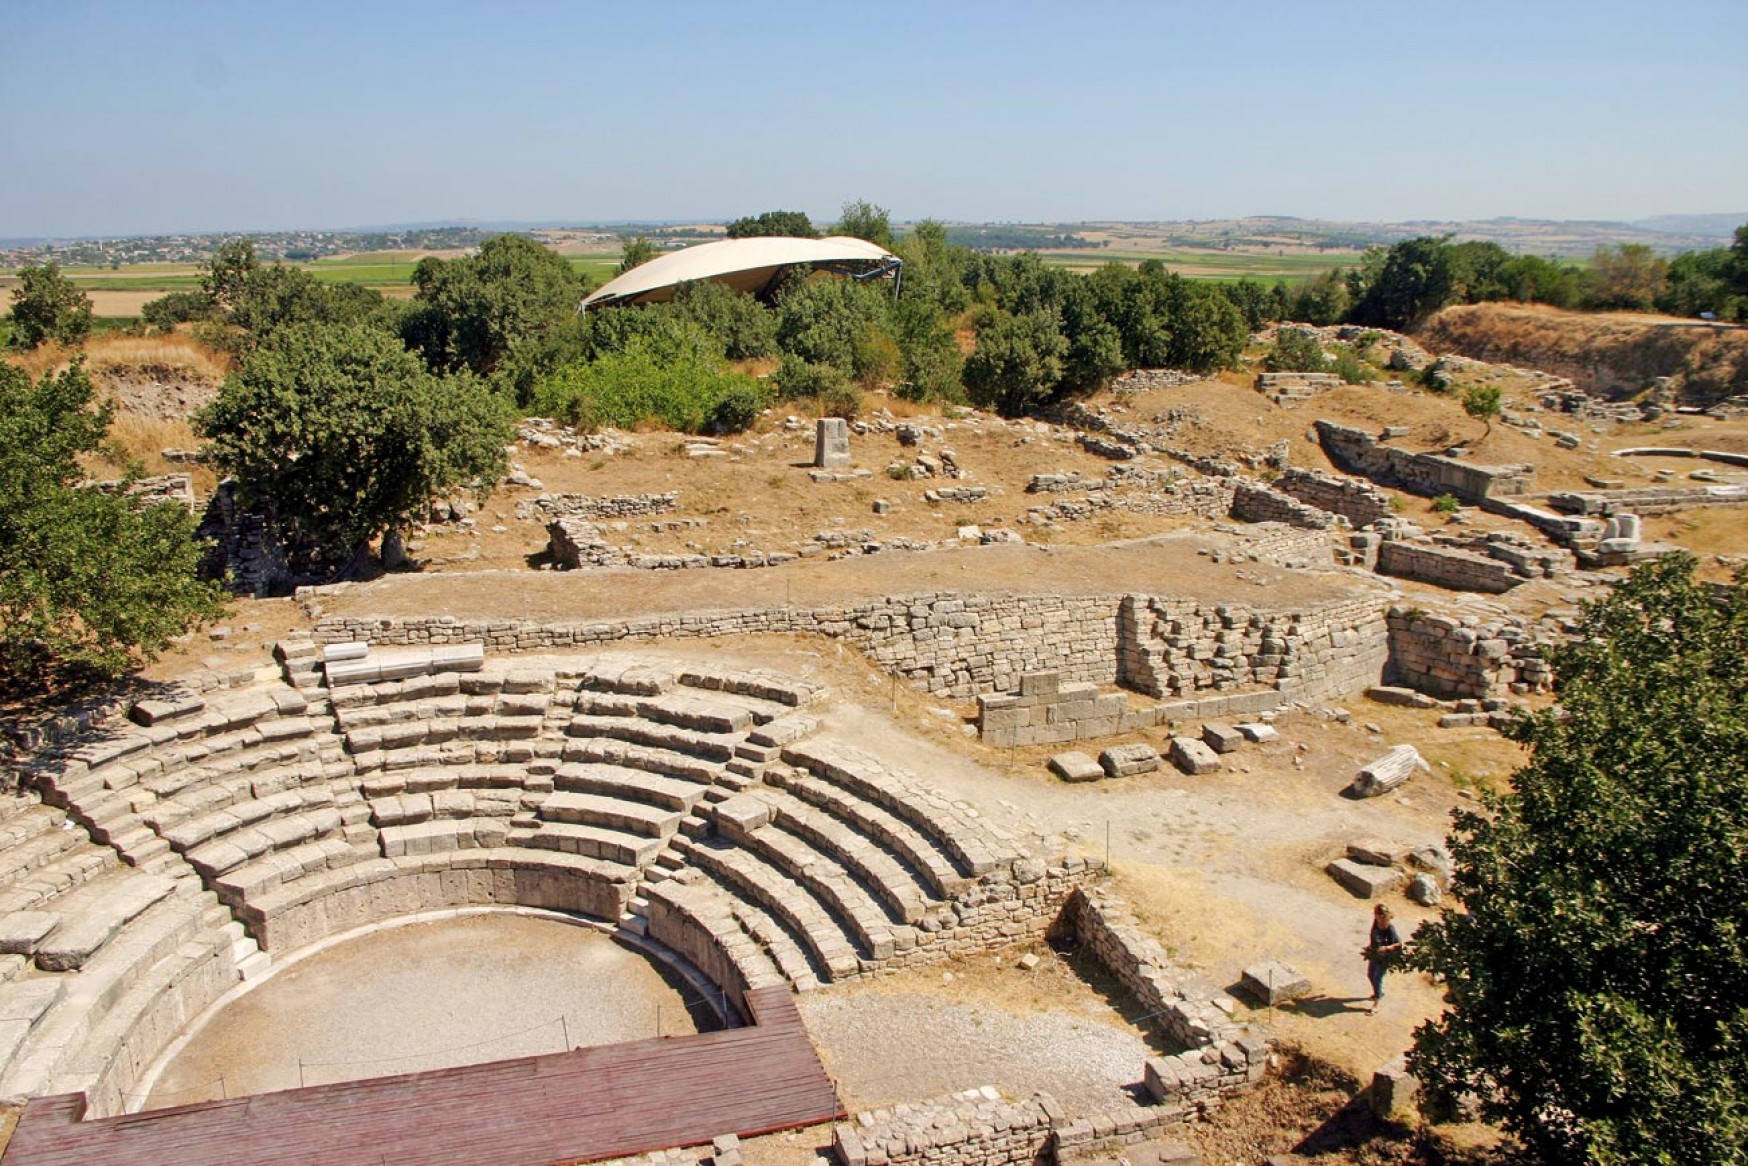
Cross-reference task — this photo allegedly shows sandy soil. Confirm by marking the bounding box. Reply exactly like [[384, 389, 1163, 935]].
[[143, 912, 706, 1109]]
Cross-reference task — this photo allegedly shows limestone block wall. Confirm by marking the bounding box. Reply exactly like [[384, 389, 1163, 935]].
[[1377, 542, 1524, 594], [521, 492, 679, 521], [1116, 595, 1388, 704], [317, 592, 1122, 699], [1316, 421, 1534, 501], [1226, 523, 1337, 569], [1547, 484, 1748, 517], [1229, 480, 1341, 530], [1056, 888, 1254, 1051], [1386, 605, 1552, 698], [834, 1090, 1054, 1166], [1273, 467, 1395, 529]]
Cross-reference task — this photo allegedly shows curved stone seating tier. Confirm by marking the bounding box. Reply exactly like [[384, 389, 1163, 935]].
[[3, 646, 1074, 1114], [241, 849, 638, 954]]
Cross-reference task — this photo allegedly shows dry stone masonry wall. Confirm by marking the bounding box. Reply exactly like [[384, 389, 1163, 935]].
[[1385, 606, 1551, 698], [1316, 421, 1534, 502], [1271, 467, 1395, 529]]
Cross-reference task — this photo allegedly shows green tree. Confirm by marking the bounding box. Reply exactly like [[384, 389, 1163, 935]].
[[725, 210, 819, 240], [618, 236, 660, 274], [1349, 236, 1462, 330], [1265, 327, 1325, 372], [403, 234, 589, 376], [891, 293, 964, 403], [201, 238, 260, 313], [1583, 243, 1670, 312], [1288, 269, 1352, 326], [7, 261, 95, 349], [1657, 247, 1743, 321], [1408, 555, 1748, 1164], [775, 274, 894, 379], [141, 290, 220, 332], [832, 199, 895, 248], [199, 324, 513, 570], [0, 362, 226, 687], [962, 311, 1067, 417], [667, 280, 778, 359], [532, 330, 766, 434], [1463, 383, 1502, 438]]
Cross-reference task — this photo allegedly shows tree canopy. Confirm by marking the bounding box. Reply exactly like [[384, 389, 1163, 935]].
[[1408, 554, 1748, 1163], [198, 323, 514, 568], [402, 234, 589, 377], [7, 261, 94, 350], [724, 210, 819, 240], [832, 200, 894, 248], [0, 361, 226, 688]]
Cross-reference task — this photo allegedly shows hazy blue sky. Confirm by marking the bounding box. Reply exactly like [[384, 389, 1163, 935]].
[[3, 0, 1744, 237]]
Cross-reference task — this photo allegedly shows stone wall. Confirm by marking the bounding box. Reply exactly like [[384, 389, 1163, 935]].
[[1229, 480, 1341, 530], [1316, 421, 1534, 502], [1547, 483, 1748, 518], [1378, 542, 1524, 594], [1272, 467, 1395, 529], [1228, 523, 1336, 569], [1056, 888, 1253, 1051], [1385, 605, 1551, 698], [518, 492, 679, 521], [835, 1090, 1054, 1166], [1116, 595, 1388, 704]]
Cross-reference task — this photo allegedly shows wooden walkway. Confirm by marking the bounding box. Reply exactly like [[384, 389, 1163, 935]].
[[2, 987, 842, 1166]]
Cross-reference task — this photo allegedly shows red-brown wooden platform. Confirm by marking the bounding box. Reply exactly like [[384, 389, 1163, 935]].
[[2, 987, 841, 1166]]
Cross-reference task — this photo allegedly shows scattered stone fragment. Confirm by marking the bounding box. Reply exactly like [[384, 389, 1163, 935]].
[[1346, 838, 1398, 867], [1239, 960, 1311, 1005], [1168, 736, 1221, 775], [1327, 857, 1405, 899], [1235, 722, 1278, 743], [1200, 722, 1244, 754], [1408, 845, 1453, 885], [1099, 742, 1161, 778], [1370, 1055, 1421, 1120], [1017, 953, 1040, 971], [1408, 873, 1444, 906], [1348, 744, 1428, 798], [1048, 751, 1105, 783]]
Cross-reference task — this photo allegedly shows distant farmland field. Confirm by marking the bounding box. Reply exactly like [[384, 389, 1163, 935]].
[[1037, 246, 1361, 282], [0, 251, 623, 316]]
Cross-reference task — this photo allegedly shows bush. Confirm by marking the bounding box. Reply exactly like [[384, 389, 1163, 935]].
[[1264, 327, 1325, 372], [817, 381, 863, 420], [962, 311, 1068, 417], [141, 290, 219, 332], [669, 281, 778, 360], [1432, 493, 1461, 514], [1328, 344, 1374, 384], [707, 381, 770, 435], [533, 341, 763, 435]]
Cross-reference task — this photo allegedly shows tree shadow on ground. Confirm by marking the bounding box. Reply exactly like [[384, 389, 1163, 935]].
[[1277, 993, 1374, 1019]]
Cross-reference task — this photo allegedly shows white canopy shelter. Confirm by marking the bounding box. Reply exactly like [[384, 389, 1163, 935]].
[[579, 236, 901, 312]]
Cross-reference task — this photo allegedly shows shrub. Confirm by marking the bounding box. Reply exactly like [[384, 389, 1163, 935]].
[[1328, 344, 1374, 384], [532, 341, 762, 435], [817, 381, 863, 420], [1264, 327, 1325, 373], [707, 381, 770, 435], [1432, 493, 1461, 514]]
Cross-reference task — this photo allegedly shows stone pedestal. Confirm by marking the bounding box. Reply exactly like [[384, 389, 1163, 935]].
[[814, 418, 851, 468]]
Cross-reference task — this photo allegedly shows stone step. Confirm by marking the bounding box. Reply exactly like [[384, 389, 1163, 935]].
[[0, 848, 117, 915], [33, 872, 176, 972], [164, 786, 338, 855], [731, 820, 907, 961], [183, 804, 346, 879], [539, 792, 680, 838], [768, 770, 964, 900], [726, 894, 820, 992], [360, 764, 549, 799], [213, 837, 361, 908], [674, 837, 859, 980], [551, 763, 707, 812], [566, 716, 738, 763], [636, 694, 757, 735], [378, 819, 508, 859], [0, 820, 83, 886], [519, 822, 663, 867], [676, 666, 826, 710], [369, 788, 530, 828], [561, 738, 721, 785], [783, 742, 1000, 875], [639, 879, 787, 995], [753, 786, 932, 925]]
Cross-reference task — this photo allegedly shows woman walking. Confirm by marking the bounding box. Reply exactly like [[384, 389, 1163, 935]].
[[1363, 903, 1403, 1014]]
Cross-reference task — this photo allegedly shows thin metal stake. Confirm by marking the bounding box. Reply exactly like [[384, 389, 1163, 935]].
[[297, 1059, 305, 1089], [219, 1074, 227, 1100], [1105, 820, 1111, 873], [657, 1003, 663, 1038], [561, 1015, 570, 1050]]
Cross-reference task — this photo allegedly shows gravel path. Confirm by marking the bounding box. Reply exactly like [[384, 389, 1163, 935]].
[[802, 987, 1153, 1112]]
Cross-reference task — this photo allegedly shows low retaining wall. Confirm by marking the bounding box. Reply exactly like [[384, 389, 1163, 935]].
[[1317, 421, 1534, 502], [1378, 542, 1523, 594], [1273, 467, 1395, 529], [1229, 480, 1340, 530], [1385, 605, 1551, 698], [1547, 483, 1748, 517]]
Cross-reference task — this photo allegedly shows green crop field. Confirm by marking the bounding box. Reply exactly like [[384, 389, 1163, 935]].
[[1037, 246, 1361, 283]]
